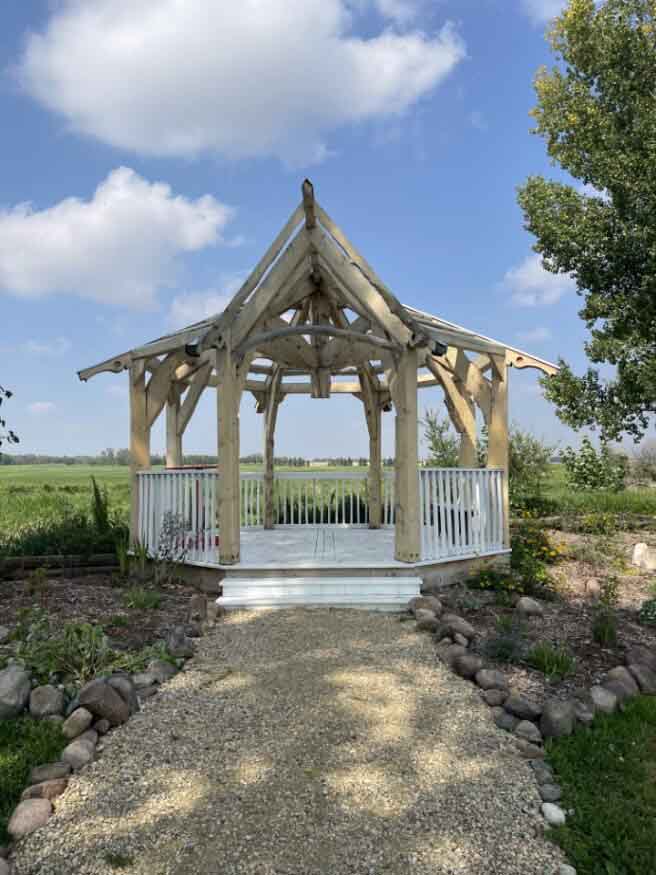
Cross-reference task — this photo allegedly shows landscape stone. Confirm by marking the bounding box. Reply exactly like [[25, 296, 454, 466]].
[[108, 674, 140, 714], [62, 707, 94, 740], [61, 737, 95, 770], [604, 666, 640, 702], [624, 644, 656, 674], [559, 866, 577, 875], [0, 626, 10, 644], [29, 762, 71, 784], [408, 596, 442, 616], [482, 688, 507, 707], [187, 593, 208, 623], [540, 700, 575, 739], [93, 718, 111, 735], [79, 679, 129, 725], [573, 701, 595, 726], [415, 609, 440, 632], [627, 662, 656, 694], [441, 644, 468, 668], [475, 669, 508, 691], [0, 664, 31, 719], [166, 626, 195, 659], [441, 613, 476, 640], [515, 720, 543, 745], [590, 684, 617, 714], [21, 778, 68, 801], [516, 596, 544, 617], [452, 632, 469, 648], [529, 761, 554, 785], [504, 693, 542, 721], [539, 783, 562, 803], [492, 707, 518, 732], [76, 729, 99, 747], [452, 653, 484, 679], [7, 799, 52, 839], [516, 740, 545, 759], [206, 601, 224, 623], [541, 802, 566, 826], [131, 671, 158, 689], [29, 684, 65, 719], [584, 578, 601, 600], [632, 542, 656, 571], [137, 684, 159, 700]]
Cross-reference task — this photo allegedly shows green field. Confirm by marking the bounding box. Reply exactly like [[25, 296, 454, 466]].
[[542, 464, 656, 516]]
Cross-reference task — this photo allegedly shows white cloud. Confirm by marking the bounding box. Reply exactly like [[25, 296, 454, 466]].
[[28, 401, 55, 415], [0, 167, 234, 309], [515, 326, 552, 343], [22, 337, 71, 356], [373, 0, 421, 24], [18, 0, 465, 165], [520, 0, 566, 23], [504, 254, 575, 307]]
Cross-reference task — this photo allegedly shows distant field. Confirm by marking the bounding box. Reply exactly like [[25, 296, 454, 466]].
[[542, 464, 656, 515]]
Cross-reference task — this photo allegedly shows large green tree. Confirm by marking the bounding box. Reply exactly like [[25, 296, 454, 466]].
[[518, 0, 656, 440], [0, 385, 19, 452]]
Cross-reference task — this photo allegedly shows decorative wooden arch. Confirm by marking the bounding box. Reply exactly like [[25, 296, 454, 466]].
[[79, 180, 557, 565]]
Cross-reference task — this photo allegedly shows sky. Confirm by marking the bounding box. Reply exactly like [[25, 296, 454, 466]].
[[1, 0, 597, 461]]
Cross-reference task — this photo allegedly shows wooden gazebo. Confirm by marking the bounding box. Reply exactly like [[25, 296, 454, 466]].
[[79, 181, 556, 599]]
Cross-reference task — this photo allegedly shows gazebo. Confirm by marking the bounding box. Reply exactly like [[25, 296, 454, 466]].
[[79, 181, 556, 606]]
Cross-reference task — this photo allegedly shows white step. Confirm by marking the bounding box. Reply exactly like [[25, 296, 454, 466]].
[[217, 576, 420, 611]]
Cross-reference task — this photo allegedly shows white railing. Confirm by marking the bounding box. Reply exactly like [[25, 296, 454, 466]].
[[419, 467, 505, 560], [136, 467, 505, 565]]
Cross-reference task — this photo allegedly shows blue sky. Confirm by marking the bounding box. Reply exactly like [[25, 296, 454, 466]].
[[1, 0, 593, 460]]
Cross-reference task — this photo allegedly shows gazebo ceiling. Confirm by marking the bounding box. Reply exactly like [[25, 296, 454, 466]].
[[79, 180, 557, 408]]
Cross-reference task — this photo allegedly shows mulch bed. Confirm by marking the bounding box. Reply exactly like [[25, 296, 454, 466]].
[[439, 528, 656, 705], [1, 573, 196, 652]]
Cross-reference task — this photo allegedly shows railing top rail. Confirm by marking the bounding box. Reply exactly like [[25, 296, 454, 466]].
[[420, 467, 504, 473], [137, 468, 395, 480]]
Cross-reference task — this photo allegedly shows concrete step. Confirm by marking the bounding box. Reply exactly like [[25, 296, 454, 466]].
[[217, 576, 420, 611]]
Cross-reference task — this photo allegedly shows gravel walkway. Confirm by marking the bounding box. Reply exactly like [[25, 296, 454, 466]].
[[15, 610, 563, 875]]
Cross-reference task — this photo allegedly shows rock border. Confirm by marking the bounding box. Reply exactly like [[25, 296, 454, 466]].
[[0, 594, 224, 864], [407, 594, 656, 875]]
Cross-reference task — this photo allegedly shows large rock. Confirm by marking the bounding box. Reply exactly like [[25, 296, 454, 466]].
[[408, 596, 442, 617], [627, 662, 656, 694], [415, 609, 440, 633], [632, 542, 656, 571], [441, 613, 476, 641], [573, 701, 595, 726], [530, 760, 554, 785], [166, 626, 194, 659], [539, 783, 562, 803], [108, 675, 140, 714], [62, 707, 94, 740], [61, 737, 96, 770], [475, 669, 508, 691], [29, 762, 71, 784], [482, 688, 507, 707], [603, 666, 639, 704], [21, 778, 68, 801], [590, 684, 617, 714], [624, 644, 656, 674], [504, 693, 542, 721], [516, 597, 544, 617], [0, 664, 31, 719], [541, 802, 566, 826], [438, 643, 468, 668], [79, 678, 129, 725], [29, 685, 64, 719], [7, 799, 52, 839], [515, 720, 543, 745], [540, 700, 575, 739], [147, 660, 177, 684], [131, 671, 158, 689], [453, 653, 484, 679], [516, 740, 545, 759], [492, 707, 518, 732]]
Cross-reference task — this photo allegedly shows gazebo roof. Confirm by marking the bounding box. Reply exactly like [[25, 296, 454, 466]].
[[79, 180, 556, 421]]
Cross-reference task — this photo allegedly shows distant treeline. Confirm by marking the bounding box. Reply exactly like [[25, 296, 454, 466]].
[[0, 449, 394, 467]]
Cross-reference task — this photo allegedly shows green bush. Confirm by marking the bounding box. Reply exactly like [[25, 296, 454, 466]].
[[561, 437, 627, 492], [123, 587, 162, 611], [638, 598, 656, 626], [483, 617, 525, 663], [0, 717, 65, 843], [467, 567, 523, 595], [592, 608, 618, 647], [510, 516, 564, 593], [422, 409, 459, 467], [526, 641, 576, 680]]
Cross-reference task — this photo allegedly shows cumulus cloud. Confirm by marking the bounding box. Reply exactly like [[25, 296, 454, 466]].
[[169, 274, 247, 328], [0, 167, 234, 309], [373, 0, 421, 24], [515, 326, 552, 344], [17, 0, 465, 165], [22, 337, 71, 356], [504, 254, 575, 307], [28, 401, 55, 415], [520, 0, 566, 24]]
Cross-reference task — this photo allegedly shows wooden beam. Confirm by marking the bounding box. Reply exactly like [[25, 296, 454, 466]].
[[165, 383, 182, 468], [78, 352, 131, 382], [263, 366, 283, 528], [238, 324, 397, 358], [145, 351, 184, 428], [302, 179, 316, 229], [178, 361, 212, 434], [487, 353, 510, 547], [216, 349, 241, 564], [129, 361, 150, 545]]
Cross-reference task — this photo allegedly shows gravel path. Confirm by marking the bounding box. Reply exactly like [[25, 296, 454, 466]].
[[15, 610, 563, 875]]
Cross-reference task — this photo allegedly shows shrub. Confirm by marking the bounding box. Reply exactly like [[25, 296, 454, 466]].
[[510, 515, 563, 593], [592, 609, 618, 647], [484, 617, 525, 663], [638, 598, 656, 626], [422, 409, 459, 468], [123, 587, 162, 611], [561, 437, 627, 492], [90, 476, 110, 532], [526, 641, 576, 680], [577, 511, 619, 535], [467, 567, 523, 595], [508, 425, 554, 509]]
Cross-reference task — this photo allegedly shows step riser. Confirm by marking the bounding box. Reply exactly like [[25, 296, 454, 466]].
[[218, 576, 420, 610]]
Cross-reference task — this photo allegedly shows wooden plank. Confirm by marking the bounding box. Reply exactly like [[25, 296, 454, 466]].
[[78, 351, 131, 382], [178, 361, 212, 434], [487, 353, 509, 547], [146, 351, 184, 428], [165, 383, 182, 467], [129, 361, 150, 544], [216, 350, 241, 564]]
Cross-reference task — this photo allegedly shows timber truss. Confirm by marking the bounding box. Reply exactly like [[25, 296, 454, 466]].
[[79, 180, 558, 565]]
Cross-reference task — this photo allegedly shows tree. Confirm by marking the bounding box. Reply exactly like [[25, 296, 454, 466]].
[[517, 0, 656, 441], [0, 385, 19, 452], [422, 409, 459, 467], [479, 423, 553, 503]]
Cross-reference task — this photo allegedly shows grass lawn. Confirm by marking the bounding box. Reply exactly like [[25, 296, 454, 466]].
[[0, 717, 66, 844], [546, 696, 656, 875], [543, 464, 656, 516]]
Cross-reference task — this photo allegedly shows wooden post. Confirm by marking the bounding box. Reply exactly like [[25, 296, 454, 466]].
[[487, 354, 510, 546], [263, 382, 281, 529], [390, 348, 420, 562], [458, 395, 477, 467], [216, 350, 241, 564], [360, 378, 382, 529], [129, 361, 150, 544], [165, 383, 182, 468]]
